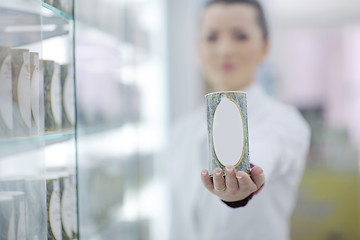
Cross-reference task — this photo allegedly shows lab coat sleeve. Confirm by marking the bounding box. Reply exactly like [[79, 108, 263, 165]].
[[249, 104, 311, 182], [167, 115, 199, 240]]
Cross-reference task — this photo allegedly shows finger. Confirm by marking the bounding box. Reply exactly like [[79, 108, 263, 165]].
[[250, 166, 265, 189], [200, 169, 214, 193], [236, 171, 258, 193], [213, 168, 226, 192], [225, 165, 239, 192]]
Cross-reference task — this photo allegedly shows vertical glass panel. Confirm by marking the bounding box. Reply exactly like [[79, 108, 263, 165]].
[[0, 1, 47, 240]]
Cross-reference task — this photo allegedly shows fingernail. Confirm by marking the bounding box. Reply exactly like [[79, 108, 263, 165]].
[[226, 166, 233, 173], [236, 173, 243, 180], [215, 170, 222, 176], [201, 170, 207, 176]]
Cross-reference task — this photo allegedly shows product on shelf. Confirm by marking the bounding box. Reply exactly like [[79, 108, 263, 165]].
[[0, 177, 46, 240], [0, 47, 13, 137], [52, 172, 74, 240], [0, 195, 16, 240], [42, 60, 62, 131], [70, 173, 78, 239], [46, 168, 78, 239], [62, 0, 74, 15], [30, 52, 43, 134], [44, 0, 54, 6], [61, 64, 75, 129], [24, 178, 47, 240], [46, 175, 62, 240], [45, 0, 73, 16], [0, 192, 27, 240], [11, 49, 32, 136]]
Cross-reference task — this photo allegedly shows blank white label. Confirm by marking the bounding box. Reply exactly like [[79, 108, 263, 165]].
[[212, 96, 245, 166]]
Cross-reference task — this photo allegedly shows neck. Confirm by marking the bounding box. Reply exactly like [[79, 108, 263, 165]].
[[216, 80, 255, 92]]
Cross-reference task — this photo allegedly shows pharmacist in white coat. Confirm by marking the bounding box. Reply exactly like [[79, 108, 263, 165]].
[[168, 0, 311, 240]]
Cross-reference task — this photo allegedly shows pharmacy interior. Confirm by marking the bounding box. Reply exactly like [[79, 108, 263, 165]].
[[0, 0, 359, 239]]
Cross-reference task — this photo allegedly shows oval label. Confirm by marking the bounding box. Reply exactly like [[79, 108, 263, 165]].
[[212, 95, 245, 167]]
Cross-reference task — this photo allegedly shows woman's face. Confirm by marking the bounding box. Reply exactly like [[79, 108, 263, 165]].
[[199, 3, 268, 91]]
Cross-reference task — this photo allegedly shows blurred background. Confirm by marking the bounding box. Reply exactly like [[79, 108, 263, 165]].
[[74, 0, 360, 239]]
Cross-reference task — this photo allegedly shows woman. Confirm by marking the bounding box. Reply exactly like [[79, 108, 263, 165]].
[[168, 0, 310, 239]]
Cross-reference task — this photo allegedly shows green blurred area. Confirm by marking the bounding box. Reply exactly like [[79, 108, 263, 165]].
[[291, 170, 360, 240], [291, 110, 360, 240]]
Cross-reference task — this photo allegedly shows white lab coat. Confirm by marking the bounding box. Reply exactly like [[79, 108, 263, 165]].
[[168, 83, 311, 240]]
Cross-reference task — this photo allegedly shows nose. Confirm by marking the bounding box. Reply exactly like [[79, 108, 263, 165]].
[[216, 37, 234, 58]]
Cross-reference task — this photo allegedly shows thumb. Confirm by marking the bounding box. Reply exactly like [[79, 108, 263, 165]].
[[250, 166, 265, 189]]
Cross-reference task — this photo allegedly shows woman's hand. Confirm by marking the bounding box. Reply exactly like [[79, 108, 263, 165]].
[[200, 165, 264, 202]]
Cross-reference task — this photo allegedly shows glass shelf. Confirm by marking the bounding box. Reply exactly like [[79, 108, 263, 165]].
[[0, 130, 75, 147], [0, 2, 71, 47], [0, 30, 70, 47], [0, 130, 75, 158], [41, 1, 73, 21]]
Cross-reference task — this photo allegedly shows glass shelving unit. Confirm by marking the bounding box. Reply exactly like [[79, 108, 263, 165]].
[[2, 0, 167, 239], [0, 0, 78, 240]]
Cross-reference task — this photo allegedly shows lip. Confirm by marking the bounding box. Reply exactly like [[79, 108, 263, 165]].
[[221, 63, 234, 71]]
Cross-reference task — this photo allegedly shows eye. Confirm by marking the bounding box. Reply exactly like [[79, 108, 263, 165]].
[[206, 33, 217, 42], [234, 32, 248, 41]]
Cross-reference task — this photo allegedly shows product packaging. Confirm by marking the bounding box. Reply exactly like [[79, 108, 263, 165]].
[[46, 175, 62, 240], [0, 177, 45, 239], [30, 52, 43, 134], [205, 91, 250, 176], [60, 64, 75, 129], [70, 173, 78, 239], [44, 0, 54, 6], [11, 49, 32, 136], [0, 195, 16, 240], [0, 47, 13, 137], [42, 60, 62, 131], [0, 192, 27, 240]]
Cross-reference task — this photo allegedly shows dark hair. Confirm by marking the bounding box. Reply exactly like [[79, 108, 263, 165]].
[[205, 0, 269, 40]]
